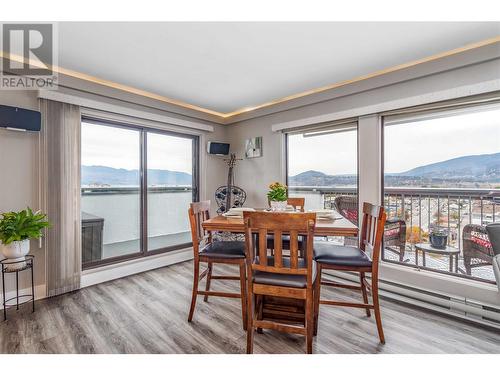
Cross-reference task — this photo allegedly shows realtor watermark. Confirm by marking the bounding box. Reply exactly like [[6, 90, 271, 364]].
[[1, 23, 58, 90]]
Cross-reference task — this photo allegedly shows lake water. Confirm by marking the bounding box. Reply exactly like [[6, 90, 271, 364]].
[[82, 190, 192, 258]]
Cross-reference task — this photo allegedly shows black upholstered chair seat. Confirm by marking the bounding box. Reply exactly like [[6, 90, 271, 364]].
[[313, 241, 372, 267], [267, 234, 304, 249], [200, 241, 246, 259], [253, 256, 317, 288]]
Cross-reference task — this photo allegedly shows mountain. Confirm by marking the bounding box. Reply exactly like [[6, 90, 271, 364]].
[[81, 165, 192, 186], [398, 152, 500, 179], [289, 170, 357, 186], [289, 153, 500, 187]]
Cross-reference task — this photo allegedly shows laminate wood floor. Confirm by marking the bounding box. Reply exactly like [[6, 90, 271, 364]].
[[1, 260, 500, 354]]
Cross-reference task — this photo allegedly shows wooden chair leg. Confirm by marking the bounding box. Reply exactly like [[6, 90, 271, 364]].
[[188, 259, 200, 322], [239, 263, 248, 331], [305, 289, 314, 354], [313, 265, 322, 336], [256, 295, 263, 334], [203, 263, 213, 302], [246, 291, 255, 354], [372, 279, 385, 344], [360, 272, 371, 317]]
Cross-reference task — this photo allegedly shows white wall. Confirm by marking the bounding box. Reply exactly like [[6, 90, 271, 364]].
[[0, 91, 46, 291]]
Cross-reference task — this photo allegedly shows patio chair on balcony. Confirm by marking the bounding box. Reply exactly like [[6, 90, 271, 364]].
[[333, 196, 407, 261], [463, 224, 494, 275]]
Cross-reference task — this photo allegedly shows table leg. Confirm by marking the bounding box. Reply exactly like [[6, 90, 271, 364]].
[[423, 252, 426, 268], [2, 265, 6, 321], [31, 261, 35, 313], [455, 254, 459, 274], [415, 248, 419, 267], [449, 254, 453, 273], [15, 270, 19, 310]]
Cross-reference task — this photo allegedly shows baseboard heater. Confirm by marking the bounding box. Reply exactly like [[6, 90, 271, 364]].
[[323, 270, 500, 330]]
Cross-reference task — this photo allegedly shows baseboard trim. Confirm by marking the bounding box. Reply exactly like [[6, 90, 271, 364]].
[[0, 284, 47, 311], [81, 247, 194, 288], [322, 269, 500, 330]]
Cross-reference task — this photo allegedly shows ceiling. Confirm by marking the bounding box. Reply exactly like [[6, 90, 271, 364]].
[[58, 22, 500, 115]]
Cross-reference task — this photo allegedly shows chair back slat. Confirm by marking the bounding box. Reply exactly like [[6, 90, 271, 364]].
[[252, 264, 308, 275], [188, 201, 212, 258], [359, 202, 386, 268], [258, 228, 268, 266], [274, 229, 283, 268], [290, 230, 299, 269], [287, 197, 305, 212], [244, 212, 316, 279]]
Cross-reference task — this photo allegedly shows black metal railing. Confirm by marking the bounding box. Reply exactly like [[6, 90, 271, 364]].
[[289, 185, 499, 282], [81, 186, 193, 195]]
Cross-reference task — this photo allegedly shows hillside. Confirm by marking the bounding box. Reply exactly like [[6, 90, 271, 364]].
[[398, 152, 500, 179], [81, 165, 192, 186], [289, 152, 500, 187]]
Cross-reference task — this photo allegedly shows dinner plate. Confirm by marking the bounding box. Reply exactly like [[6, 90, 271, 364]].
[[222, 207, 256, 217], [308, 209, 343, 220]]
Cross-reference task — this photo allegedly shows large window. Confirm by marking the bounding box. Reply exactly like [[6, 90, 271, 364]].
[[287, 122, 358, 242], [81, 118, 198, 268], [383, 103, 500, 283]]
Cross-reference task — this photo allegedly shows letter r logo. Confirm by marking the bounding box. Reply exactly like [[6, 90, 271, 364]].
[[2, 24, 53, 76]]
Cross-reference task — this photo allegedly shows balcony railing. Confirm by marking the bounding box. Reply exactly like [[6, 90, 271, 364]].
[[81, 186, 193, 263], [289, 186, 499, 283]]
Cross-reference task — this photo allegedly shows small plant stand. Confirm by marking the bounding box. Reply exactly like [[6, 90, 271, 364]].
[[1, 255, 35, 321]]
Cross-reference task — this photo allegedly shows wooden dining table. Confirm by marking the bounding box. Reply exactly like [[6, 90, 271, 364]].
[[202, 211, 358, 237], [201, 210, 359, 328]]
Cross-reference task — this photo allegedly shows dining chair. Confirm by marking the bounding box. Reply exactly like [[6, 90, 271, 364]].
[[267, 197, 306, 252], [286, 197, 305, 212], [187, 200, 247, 329], [243, 211, 318, 354], [313, 202, 387, 343]]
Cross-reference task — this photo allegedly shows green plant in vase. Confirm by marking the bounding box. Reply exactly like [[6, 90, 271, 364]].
[[0, 208, 50, 270], [267, 182, 288, 211]]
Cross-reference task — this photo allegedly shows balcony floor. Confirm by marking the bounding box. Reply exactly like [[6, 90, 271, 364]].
[[1, 260, 500, 354], [383, 247, 495, 282], [102, 232, 192, 259]]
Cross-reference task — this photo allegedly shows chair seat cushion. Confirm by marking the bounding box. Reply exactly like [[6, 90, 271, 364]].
[[200, 241, 246, 259], [313, 241, 372, 268], [266, 234, 304, 249], [253, 257, 317, 288]]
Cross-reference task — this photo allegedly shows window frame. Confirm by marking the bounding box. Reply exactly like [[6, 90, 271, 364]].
[[380, 102, 500, 284], [81, 116, 200, 270], [284, 121, 360, 216]]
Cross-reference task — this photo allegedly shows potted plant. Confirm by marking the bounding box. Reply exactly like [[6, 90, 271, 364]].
[[429, 227, 448, 249], [267, 182, 288, 211], [0, 208, 50, 270]]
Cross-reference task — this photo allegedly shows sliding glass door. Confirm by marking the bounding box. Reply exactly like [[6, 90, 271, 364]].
[[81, 118, 199, 269], [146, 131, 195, 251], [81, 122, 142, 263]]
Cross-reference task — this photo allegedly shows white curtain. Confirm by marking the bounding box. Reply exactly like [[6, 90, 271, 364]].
[[40, 99, 82, 297]]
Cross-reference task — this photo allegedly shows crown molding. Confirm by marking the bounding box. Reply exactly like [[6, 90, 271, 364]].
[[1, 35, 499, 124]]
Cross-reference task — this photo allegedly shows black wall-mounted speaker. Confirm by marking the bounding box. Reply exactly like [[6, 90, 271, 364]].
[[0, 105, 41, 132]]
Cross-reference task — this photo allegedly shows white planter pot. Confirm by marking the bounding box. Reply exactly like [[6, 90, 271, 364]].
[[270, 200, 288, 211], [0, 239, 30, 271]]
